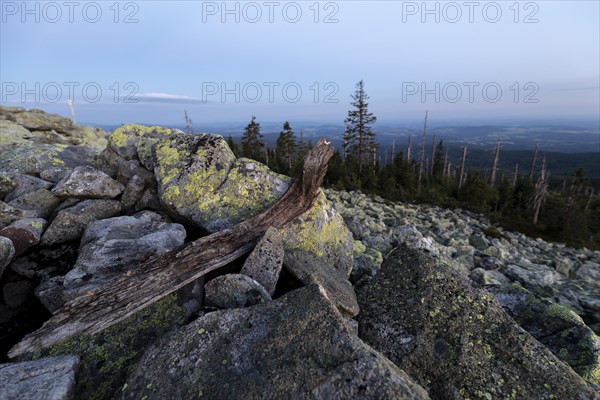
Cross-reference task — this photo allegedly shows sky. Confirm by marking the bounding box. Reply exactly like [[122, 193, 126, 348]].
[[1, 0, 599, 126]]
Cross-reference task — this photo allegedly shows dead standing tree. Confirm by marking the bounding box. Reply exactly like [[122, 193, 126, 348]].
[[10, 138, 335, 358], [417, 111, 428, 190]]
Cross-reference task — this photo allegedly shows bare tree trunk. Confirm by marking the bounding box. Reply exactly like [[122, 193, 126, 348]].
[[391, 139, 395, 162], [530, 143, 539, 181], [532, 154, 548, 224], [9, 139, 335, 358], [458, 145, 467, 189], [443, 149, 449, 177], [429, 135, 436, 176], [418, 111, 428, 190], [513, 163, 519, 186], [406, 135, 412, 162], [490, 137, 501, 186]]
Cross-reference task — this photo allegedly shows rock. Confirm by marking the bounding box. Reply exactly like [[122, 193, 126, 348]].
[[122, 284, 430, 400], [504, 263, 562, 291], [0, 143, 96, 177], [0, 119, 33, 145], [51, 166, 125, 199], [0, 201, 33, 229], [469, 234, 489, 250], [204, 274, 271, 309], [357, 245, 599, 400], [0, 218, 46, 256], [0, 355, 79, 400], [35, 277, 65, 314], [4, 174, 53, 202], [40, 199, 122, 246], [0, 236, 15, 279], [0, 174, 16, 199], [156, 133, 288, 232], [284, 248, 359, 317], [39, 167, 71, 183], [3, 280, 35, 308], [62, 211, 186, 301], [489, 283, 600, 385], [10, 108, 74, 133], [281, 190, 354, 278], [469, 267, 511, 286], [28, 294, 185, 400], [120, 174, 146, 212], [7, 189, 60, 218], [240, 227, 284, 295]]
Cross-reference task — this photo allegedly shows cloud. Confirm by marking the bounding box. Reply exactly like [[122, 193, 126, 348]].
[[135, 92, 206, 104]]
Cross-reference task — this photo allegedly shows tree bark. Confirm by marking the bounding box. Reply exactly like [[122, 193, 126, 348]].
[[9, 138, 335, 358]]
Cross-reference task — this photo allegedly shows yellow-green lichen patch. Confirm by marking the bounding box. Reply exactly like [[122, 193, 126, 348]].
[[154, 141, 181, 185], [31, 294, 185, 400], [109, 124, 178, 148], [27, 220, 44, 229]]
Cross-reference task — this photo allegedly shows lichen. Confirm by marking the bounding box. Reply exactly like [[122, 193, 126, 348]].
[[31, 294, 185, 400]]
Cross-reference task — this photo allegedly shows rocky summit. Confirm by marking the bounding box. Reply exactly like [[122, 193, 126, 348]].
[[0, 106, 598, 399]]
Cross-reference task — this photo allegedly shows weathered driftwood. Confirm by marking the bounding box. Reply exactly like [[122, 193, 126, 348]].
[[9, 138, 334, 358]]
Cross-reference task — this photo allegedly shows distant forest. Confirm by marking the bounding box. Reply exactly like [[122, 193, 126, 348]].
[[187, 81, 600, 250]]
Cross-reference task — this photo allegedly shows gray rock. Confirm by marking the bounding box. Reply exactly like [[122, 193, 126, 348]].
[[35, 277, 65, 314], [357, 245, 599, 400], [504, 263, 562, 290], [281, 190, 354, 278], [8, 189, 60, 218], [3, 280, 35, 308], [0, 355, 79, 400], [0, 236, 15, 279], [0, 142, 96, 177], [40, 199, 122, 246], [468, 234, 489, 250], [0, 201, 32, 229], [469, 267, 511, 286], [204, 273, 271, 309], [62, 211, 185, 301], [39, 167, 71, 183], [133, 187, 162, 212], [489, 283, 600, 385], [284, 248, 359, 317], [51, 166, 124, 199], [122, 284, 430, 400], [0, 218, 46, 256], [4, 174, 53, 202], [120, 174, 145, 212], [0, 174, 16, 199], [240, 227, 284, 295]]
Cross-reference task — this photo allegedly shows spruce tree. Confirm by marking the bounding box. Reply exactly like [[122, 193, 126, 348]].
[[242, 116, 265, 162], [275, 121, 296, 172], [344, 80, 377, 174]]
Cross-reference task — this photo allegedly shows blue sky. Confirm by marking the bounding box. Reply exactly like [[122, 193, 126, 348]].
[[1, 0, 599, 125]]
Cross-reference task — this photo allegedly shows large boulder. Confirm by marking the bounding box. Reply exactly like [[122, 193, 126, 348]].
[[0, 236, 15, 279], [0, 355, 79, 400], [154, 133, 288, 232], [123, 284, 430, 400], [0, 143, 97, 177], [357, 245, 599, 400], [489, 283, 600, 386], [29, 294, 186, 400], [100, 124, 290, 233]]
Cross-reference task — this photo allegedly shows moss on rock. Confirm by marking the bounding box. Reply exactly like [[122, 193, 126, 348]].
[[28, 294, 186, 400]]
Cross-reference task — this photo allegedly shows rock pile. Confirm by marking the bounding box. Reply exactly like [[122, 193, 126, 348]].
[[0, 107, 598, 399]]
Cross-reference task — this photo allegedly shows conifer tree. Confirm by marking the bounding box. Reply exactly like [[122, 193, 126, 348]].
[[241, 116, 265, 162], [344, 80, 377, 174], [275, 121, 296, 171]]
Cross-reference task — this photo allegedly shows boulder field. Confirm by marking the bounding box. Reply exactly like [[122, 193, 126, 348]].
[[0, 106, 598, 399]]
